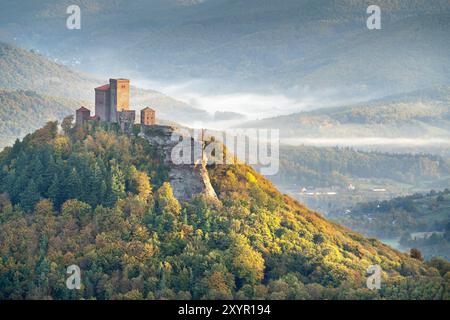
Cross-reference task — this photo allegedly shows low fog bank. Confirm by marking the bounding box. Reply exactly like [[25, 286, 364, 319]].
[[282, 137, 450, 147], [132, 77, 383, 124], [281, 137, 450, 156]]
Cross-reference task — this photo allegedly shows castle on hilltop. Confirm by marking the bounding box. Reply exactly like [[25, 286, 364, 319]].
[[76, 79, 218, 202], [76, 78, 156, 132]]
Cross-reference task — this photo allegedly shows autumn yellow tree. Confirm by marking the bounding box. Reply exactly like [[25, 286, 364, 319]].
[[155, 182, 181, 216], [129, 166, 152, 201], [230, 234, 265, 284]]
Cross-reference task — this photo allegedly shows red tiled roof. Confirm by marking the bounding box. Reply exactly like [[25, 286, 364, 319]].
[[77, 106, 90, 112], [95, 84, 110, 91]]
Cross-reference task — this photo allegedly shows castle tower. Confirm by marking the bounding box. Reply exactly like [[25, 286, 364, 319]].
[[141, 107, 156, 126], [75, 106, 91, 126], [94, 79, 130, 123], [94, 84, 111, 122], [110, 79, 130, 122]]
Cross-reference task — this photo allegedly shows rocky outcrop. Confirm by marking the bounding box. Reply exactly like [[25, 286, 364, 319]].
[[140, 125, 218, 202]]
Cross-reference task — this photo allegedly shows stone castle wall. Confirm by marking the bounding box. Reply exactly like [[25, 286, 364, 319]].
[[118, 110, 136, 134]]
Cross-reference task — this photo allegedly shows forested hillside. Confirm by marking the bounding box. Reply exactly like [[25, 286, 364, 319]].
[[331, 190, 450, 260], [0, 89, 81, 149], [0, 122, 449, 299], [0, 41, 98, 100], [273, 145, 450, 189]]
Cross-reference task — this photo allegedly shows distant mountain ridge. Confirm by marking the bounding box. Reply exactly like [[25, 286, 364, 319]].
[[243, 86, 450, 138], [1, 0, 449, 96], [274, 144, 450, 189]]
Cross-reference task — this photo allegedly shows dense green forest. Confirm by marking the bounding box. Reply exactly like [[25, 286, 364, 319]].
[[0, 122, 449, 299], [331, 190, 450, 260], [273, 145, 450, 189]]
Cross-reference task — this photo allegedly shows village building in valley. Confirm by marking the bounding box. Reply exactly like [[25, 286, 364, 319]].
[[75, 78, 156, 131]]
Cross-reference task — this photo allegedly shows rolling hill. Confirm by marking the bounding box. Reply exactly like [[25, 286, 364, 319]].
[[0, 41, 98, 100], [274, 144, 450, 189], [0, 89, 80, 149], [243, 86, 450, 138], [0, 121, 448, 299]]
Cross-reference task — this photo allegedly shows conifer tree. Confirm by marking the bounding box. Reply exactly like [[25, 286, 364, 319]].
[[20, 180, 40, 211], [48, 174, 62, 208]]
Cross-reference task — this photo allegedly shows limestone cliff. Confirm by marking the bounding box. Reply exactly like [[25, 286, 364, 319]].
[[140, 125, 218, 202]]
